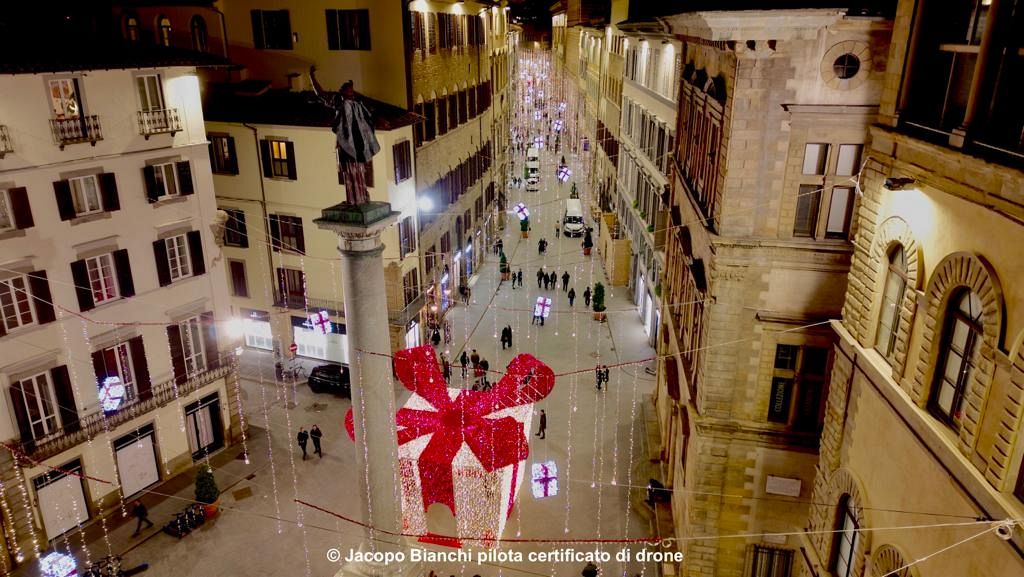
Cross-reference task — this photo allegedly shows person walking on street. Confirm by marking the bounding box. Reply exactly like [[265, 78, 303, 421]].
[[480, 358, 490, 389], [536, 409, 547, 439], [297, 427, 309, 460], [130, 500, 154, 537], [310, 425, 323, 458], [441, 352, 452, 382], [549, 271, 557, 289], [595, 365, 604, 391], [603, 365, 611, 386], [460, 350, 469, 378], [470, 348, 480, 370], [562, 271, 570, 291], [505, 325, 513, 349], [584, 286, 592, 307], [537, 268, 545, 289], [555, 224, 560, 239], [431, 327, 441, 347], [517, 269, 524, 288], [568, 287, 576, 307], [496, 239, 504, 255]]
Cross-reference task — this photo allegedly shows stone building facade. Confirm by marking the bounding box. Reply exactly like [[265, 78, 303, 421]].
[[654, 7, 893, 576], [797, 0, 1024, 575]]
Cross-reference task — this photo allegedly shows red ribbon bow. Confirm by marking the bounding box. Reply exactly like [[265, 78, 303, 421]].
[[345, 346, 554, 517]]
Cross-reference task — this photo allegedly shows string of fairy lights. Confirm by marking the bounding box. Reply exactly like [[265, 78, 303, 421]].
[[0, 48, 1011, 577]]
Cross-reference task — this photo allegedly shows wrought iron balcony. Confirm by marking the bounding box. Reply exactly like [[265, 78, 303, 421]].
[[50, 115, 103, 149], [18, 363, 232, 462], [274, 291, 345, 317], [0, 125, 12, 158], [389, 291, 426, 327], [137, 108, 182, 138]]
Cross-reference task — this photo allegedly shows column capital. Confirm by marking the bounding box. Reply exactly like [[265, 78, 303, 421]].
[[314, 201, 400, 254]]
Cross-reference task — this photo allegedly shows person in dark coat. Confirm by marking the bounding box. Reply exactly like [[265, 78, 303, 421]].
[[595, 365, 604, 391], [561, 271, 570, 291], [568, 287, 576, 307], [441, 352, 452, 382], [480, 358, 490, 389], [431, 328, 441, 347], [555, 224, 560, 238], [130, 500, 154, 537], [537, 268, 545, 289], [505, 325, 513, 349], [460, 350, 469, 378], [297, 427, 309, 460], [310, 425, 323, 457], [495, 238, 503, 255], [470, 349, 480, 369], [517, 269, 524, 287], [550, 271, 558, 289], [536, 409, 547, 439], [583, 286, 592, 307]]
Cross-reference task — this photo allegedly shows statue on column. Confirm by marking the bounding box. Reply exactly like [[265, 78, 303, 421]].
[[310, 66, 380, 205]]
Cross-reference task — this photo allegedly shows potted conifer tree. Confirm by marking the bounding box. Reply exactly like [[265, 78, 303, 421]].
[[195, 465, 220, 518], [499, 252, 511, 280], [592, 282, 607, 322], [582, 228, 594, 256], [520, 217, 530, 238]]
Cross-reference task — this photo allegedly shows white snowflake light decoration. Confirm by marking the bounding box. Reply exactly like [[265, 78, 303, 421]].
[[515, 203, 530, 221], [40, 552, 76, 577], [531, 461, 559, 499], [557, 165, 572, 183], [98, 376, 126, 412], [307, 310, 332, 335], [534, 297, 552, 319]]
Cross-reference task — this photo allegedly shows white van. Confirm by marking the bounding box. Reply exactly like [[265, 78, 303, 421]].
[[527, 147, 540, 163], [526, 160, 540, 178], [563, 198, 585, 236]]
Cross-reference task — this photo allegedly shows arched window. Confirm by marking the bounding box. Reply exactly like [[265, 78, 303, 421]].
[[831, 495, 859, 577], [437, 91, 449, 135], [930, 289, 983, 425], [875, 245, 907, 357], [190, 16, 208, 52], [158, 16, 173, 47], [124, 14, 140, 43]]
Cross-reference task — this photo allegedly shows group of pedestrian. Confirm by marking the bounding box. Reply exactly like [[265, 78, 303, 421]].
[[595, 365, 611, 390], [500, 325, 514, 350], [297, 425, 324, 460], [538, 238, 548, 254], [494, 238, 503, 255], [460, 348, 490, 390], [510, 268, 524, 289]]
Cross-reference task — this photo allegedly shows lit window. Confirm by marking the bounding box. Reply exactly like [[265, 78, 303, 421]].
[[180, 316, 207, 377], [802, 143, 829, 175], [99, 342, 136, 401], [158, 16, 172, 47], [85, 254, 118, 305], [12, 372, 58, 439], [69, 175, 102, 216]]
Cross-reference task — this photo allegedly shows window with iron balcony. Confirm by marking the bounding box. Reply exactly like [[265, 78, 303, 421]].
[[47, 77, 102, 148], [135, 74, 181, 138]]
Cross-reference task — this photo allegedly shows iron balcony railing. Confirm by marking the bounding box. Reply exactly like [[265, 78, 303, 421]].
[[389, 291, 426, 327], [20, 363, 232, 461], [137, 108, 182, 138], [274, 291, 345, 317], [50, 115, 103, 149], [0, 125, 12, 157]]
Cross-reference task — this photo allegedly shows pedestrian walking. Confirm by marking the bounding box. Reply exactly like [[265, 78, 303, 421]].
[[537, 268, 545, 289], [568, 287, 576, 307], [536, 409, 547, 439], [555, 224, 560, 238], [584, 286, 592, 307], [595, 365, 603, 390], [480, 358, 490, 389], [470, 348, 480, 369], [501, 326, 509, 350], [130, 500, 154, 537], [310, 425, 323, 457], [549, 271, 557, 289], [505, 325, 513, 349], [603, 365, 611, 386], [517, 269, 524, 287], [431, 327, 441, 347], [460, 350, 469, 378], [441, 352, 452, 382], [297, 427, 309, 460], [496, 239, 504, 255], [562, 271, 570, 291]]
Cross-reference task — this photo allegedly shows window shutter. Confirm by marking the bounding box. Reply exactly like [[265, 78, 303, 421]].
[[98, 172, 120, 212], [285, 141, 297, 180], [326, 9, 339, 50], [226, 137, 238, 174], [295, 219, 306, 253], [92, 349, 109, 386], [251, 10, 265, 49], [53, 179, 75, 221], [269, 215, 281, 251], [176, 161, 194, 195], [28, 270, 55, 324], [152, 239, 171, 287], [428, 12, 437, 53], [143, 166, 160, 203], [113, 248, 134, 298], [230, 210, 249, 248], [129, 336, 151, 401], [9, 381, 33, 443], [70, 259, 95, 312], [201, 311, 220, 370], [187, 230, 205, 276], [166, 324, 186, 385], [8, 187, 33, 229], [50, 365, 80, 433], [260, 140, 273, 178]]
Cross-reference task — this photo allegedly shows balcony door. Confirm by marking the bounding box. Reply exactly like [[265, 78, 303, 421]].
[[136, 75, 165, 112], [48, 78, 82, 119]]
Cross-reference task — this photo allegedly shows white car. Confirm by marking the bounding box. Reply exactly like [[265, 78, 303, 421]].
[[526, 177, 540, 192]]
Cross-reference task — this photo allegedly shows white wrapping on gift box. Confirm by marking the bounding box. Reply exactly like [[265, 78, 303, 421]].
[[398, 388, 533, 546]]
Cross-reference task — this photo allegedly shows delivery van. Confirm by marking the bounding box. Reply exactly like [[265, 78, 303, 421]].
[[562, 198, 585, 236], [527, 147, 540, 163]]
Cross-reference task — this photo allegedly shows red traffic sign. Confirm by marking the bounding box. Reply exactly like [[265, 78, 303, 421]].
[[289, 343, 298, 353]]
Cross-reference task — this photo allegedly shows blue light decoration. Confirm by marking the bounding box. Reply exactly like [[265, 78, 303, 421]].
[[98, 376, 126, 412], [40, 552, 76, 577], [557, 165, 572, 183], [514, 202, 530, 221], [553, 119, 563, 133], [531, 460, 559, 498], [534, 135, 544, 149]]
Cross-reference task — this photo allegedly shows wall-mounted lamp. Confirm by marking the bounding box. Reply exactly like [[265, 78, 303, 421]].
[[883, 177, 916, 191]]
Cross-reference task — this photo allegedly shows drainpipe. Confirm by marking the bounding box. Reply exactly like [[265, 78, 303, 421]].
[[242, 123, 276, 304]]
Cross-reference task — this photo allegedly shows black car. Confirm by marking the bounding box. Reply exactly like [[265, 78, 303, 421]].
[[308, 363, 351, 396]]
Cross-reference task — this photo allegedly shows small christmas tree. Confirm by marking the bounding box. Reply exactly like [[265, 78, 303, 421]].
[[592, 282, 606, 313], [195, 465, 220, 505]]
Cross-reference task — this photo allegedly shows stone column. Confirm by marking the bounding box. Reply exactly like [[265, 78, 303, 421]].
[[315, 202, 419, 577]]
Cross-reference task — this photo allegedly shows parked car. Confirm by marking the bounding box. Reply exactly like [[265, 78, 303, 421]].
[[308, 363, 351, 396]]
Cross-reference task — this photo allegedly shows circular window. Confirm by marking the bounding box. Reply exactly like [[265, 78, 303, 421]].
[[833, 54, 861, 80]]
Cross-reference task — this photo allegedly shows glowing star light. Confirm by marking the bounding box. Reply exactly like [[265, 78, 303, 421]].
[[514, 203, 530, 221], [557, 165, 572, 183], [40, 552, 76, 577], [307, 310, 332, 335], [534, 136, 544, 149], [534, 297, 552, 319], [558, 102, 566, 112], [98, 376, 126, 412], [531, 461, 559, 499], [553, 119, 563, 133], [534, 110, 542, 121]]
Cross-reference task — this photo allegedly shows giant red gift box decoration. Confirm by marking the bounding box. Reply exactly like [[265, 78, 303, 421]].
[[346, 346, 554, 547]]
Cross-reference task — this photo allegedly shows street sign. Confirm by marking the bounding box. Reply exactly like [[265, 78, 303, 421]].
[[289, 342, 298, 354]]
